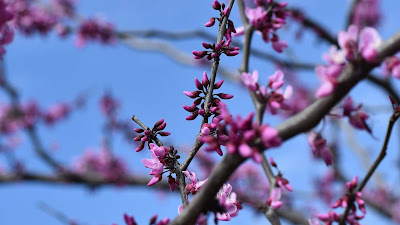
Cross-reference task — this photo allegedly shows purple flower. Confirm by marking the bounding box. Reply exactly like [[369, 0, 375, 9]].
[[308, 132, 333, 166], [216, 183, 239, 221], [183, 170, 207, 195], [267, 187, 283, 209], [241, 70, 259, 91]]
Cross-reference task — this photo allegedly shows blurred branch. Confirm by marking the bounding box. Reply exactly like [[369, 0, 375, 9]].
[[38, 202, 83, 225], [345, 0, 361, 28], [0, 172, 170, 189]]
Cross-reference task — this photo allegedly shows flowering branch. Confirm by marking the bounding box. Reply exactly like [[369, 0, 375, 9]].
[[339, 107, 400, 224], [180, 0, 236, 172], [170, 30, 400, 225]]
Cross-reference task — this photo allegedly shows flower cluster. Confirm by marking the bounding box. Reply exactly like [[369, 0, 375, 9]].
[[183, 71, 232, 120], [192, 0, 239, 60], [200, 102, 281, 161], [76, 18, 116, 47], [242, 70, 292, 114], [317, 176, 366, 225], [308, 131, 333, 166], [0, 0, 14, 59], [133, 118, 171, 152], [8, 0, 75, 36], [341, 97, 371, 133], [178, 182, 241, 223], [141, 143, 180, 186], [352, 0, 381, 29], [73, 148, 127, 182], [315, 25, 382, 98], [241, 0, 289, 53]]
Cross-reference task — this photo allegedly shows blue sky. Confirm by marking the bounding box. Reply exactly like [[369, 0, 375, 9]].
[[1, 0, 400, 224]]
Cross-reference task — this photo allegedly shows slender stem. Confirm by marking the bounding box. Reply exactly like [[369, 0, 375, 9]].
[[180, 0, 236, 172], [131, 114, 188, 207], [339, 112, 399, 224]]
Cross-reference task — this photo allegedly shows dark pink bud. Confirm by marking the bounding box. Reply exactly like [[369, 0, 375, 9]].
[[184, 90, 202, 98], [144, 130, 151, 136], [216, 93, 233, 99], [150, 214, 157, 224], [215, 42, 223, 51], [205, 18, 215, 27], [270, 157, 277, 167], [186, 113, 199, 120], [154, 118, 164, 128], [194, 77, 203, 90], [136, 141, 145, 152], [214, 80, 224, 89], [134, 128, 144, 133], [211, 52, 218, 58], [134, 135, 144, 141], [198, 109, 205, 115], [202, 71, 210, 86], [225, 50, 240, 56], [168, 177, 176, 191], [228, 20, 236, 33], [158, 132, 171, 136], [223, 6, 230, 16], [155, 122, 166, 131], [212, 0, 221, 10], [202, 42, 213, 49], [192, 51, 207, 58], [141, 136, 149, 142], [210, 106, 218, 113], [193, 98, 202, 105], [206, 55, 212, 60], [183, 104, 198, 112]]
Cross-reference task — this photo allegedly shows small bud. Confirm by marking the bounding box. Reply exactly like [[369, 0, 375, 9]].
[[212, 0, 221, 10], [150, 215, 157, 224], [155, 122, 166, 131], [198, 109, 205, 115], [193, 98, 202, 105], [211, 52, 218, 58], [134, 128, 144, 133], [154, 118, 164, 128], [216, 93, 234, 99], [192, 51, 207, 58], [202, 71, 210, 86], [223, 6, 230, 16], [215, 42, 223, 51], [136, 141, 145, 152], [225, 50, 240, 56], [205, 18, 215, 27], [183, 104, 198, 112], [270, 157, 277, 167], [158, 132, 171, 136], [186, 113, 199, 120], [202, 42, 213, 49], [184, 90, 202, 98], [214, 80, 224, 89], [194, 77, 203, 90], [134, 135, 144, 141]]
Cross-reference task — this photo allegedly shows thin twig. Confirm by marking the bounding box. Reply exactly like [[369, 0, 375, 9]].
[[339, 111, 400, 224]]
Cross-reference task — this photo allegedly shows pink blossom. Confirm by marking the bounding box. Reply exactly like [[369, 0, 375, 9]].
[[141, 148, 164, 176], [308, 132, 333, 166], [352, 0, 381, 29], [241, 70, 259, 91], [183, 170, 207, 195], [267, 187, 283, 209], [359, 27, 382, 62], [341, 97, 371, 133], [216, 183, 239, 221]]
